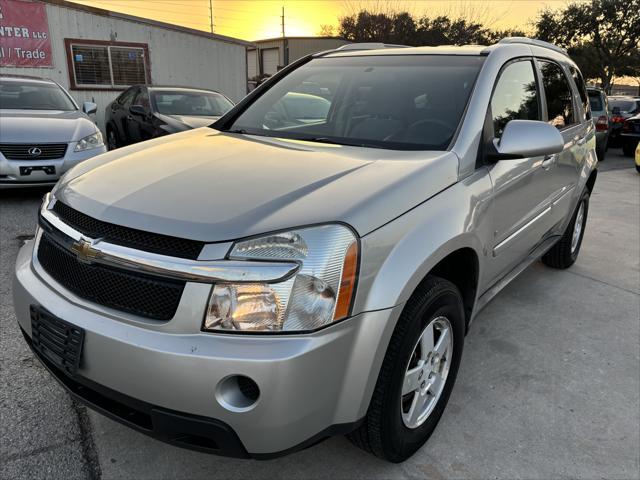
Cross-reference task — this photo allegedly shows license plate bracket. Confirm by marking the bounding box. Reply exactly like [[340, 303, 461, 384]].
[[20, 165, 56, 176], [30, 306, 84, 376]]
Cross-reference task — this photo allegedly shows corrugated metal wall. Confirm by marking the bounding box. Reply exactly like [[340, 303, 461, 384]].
[[1, 2, 248, 133]]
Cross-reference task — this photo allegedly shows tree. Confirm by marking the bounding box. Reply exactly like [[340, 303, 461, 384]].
[[534, 0, 640, 93], [317, 24, 335, 37], [338, 9, 531, 47], [617, 50, 640, 94]]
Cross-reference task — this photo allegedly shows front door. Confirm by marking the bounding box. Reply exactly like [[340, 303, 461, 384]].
[[485, 59, 560, 285]]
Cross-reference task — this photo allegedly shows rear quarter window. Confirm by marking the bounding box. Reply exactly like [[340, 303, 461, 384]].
[[588, 91, 603, 112], [570, 67, 591, 120]]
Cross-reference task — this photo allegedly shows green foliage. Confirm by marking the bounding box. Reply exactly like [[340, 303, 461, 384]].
[[337, 10, 525, 47], [534, 0, 640, 92], [336, 1, 639, 93]]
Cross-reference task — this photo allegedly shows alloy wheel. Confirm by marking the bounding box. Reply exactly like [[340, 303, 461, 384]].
[[571, 201, 585, 254], [401, 316, 453, 429]]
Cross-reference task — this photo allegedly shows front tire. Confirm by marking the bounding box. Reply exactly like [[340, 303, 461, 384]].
[[542, 190, 589, 269], [106, 126, 120, 151], [347, 276, 465, 462]]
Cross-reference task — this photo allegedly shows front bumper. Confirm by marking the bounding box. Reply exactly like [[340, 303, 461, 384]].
[[13, 238, 399, 456], [0, 145, 106, 188]]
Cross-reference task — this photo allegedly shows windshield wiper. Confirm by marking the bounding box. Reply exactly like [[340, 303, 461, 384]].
[[294, 136, 382, 149], [226, 128, 248, 134]]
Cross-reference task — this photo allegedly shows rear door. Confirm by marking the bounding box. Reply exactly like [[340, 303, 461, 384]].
[[110, 87, 138, 146], [536, 60, 585, 228], [486, 59, 561, 284]]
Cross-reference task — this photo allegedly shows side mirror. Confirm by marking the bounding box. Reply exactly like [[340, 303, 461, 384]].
[[493, 120, 564, 159], [82, 101, 97, 115], [129, 104, 147, 116]]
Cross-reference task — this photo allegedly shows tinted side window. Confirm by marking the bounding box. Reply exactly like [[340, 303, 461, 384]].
[[118, 87, 138, 106], [133, 89, 150, 110], [570, 66, 591, 120], [491, 60, 540, 138], [540, 61, 576, 129]]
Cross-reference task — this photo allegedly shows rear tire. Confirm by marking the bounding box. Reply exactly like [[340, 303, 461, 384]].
[[347, 276, 465, 463], [623, 140, 637, 157], [542, 190, 589, 269], [596, 139, 607, 161]]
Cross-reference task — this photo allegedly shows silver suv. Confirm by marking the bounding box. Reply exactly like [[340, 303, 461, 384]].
[[14, 38, 597, 462], [0, 75, 106, 188]]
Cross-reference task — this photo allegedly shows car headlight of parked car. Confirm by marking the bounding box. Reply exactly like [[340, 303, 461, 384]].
[[74, 131, 104, 152], [204, 224, 359, 333]]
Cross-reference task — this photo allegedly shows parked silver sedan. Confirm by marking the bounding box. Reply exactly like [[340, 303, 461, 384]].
[[0, 75, 106, 188]]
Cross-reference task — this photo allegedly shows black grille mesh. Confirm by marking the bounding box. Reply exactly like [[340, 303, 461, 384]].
[[0, 143, 68, 160], [52, 201, 204, 260], [38, 232, 185, 320]]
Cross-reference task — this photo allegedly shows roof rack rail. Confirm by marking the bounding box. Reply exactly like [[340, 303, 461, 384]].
[[334, 42, 411, 51], [498, 37, 568, 55]]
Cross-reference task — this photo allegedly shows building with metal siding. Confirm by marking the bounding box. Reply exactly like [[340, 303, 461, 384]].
[[247, 36, 350, 89], [1, 0, 252, 132]]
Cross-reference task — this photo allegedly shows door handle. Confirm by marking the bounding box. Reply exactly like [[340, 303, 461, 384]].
[[576, 137, 586, 146], [126, 115, 133, 121], [541, 155, 556, 169]]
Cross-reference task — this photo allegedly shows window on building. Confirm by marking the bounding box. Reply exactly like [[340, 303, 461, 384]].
[[65, 39, 150, 89]]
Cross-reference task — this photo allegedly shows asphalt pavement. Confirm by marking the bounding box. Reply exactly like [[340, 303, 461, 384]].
[[1, 148, 638, 480]]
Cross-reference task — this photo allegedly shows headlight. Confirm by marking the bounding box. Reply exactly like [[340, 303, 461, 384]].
[[74, 131, 104, 152], [204, 224, 359, 333]]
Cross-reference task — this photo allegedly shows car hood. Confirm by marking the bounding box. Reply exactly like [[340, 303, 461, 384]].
[[54, 128, 459, 242], [158, 113, 220, 129], [0, 109, 98, 143]]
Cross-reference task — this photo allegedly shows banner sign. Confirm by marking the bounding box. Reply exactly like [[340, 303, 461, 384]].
[[0, 0, 53, 67]]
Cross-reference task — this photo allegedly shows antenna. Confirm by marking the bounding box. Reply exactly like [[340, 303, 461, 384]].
[[281, 6, 285, 38]]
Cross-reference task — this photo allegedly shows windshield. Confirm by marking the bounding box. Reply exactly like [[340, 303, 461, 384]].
[[608, 99, 639, 114], [226, 55, 485, 150], [152, 90, 233, 116], [0, 80, 76, 111]]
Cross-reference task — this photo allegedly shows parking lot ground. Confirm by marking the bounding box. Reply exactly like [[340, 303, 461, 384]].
[[1, 149, 638, 480]]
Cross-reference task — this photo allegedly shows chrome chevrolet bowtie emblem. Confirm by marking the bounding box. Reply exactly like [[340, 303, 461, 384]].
[[71, 238, 99, 263], [28, 147, 42, 156]]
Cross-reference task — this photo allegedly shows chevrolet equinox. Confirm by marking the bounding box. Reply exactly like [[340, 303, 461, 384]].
[[14, 38, 598, 462]]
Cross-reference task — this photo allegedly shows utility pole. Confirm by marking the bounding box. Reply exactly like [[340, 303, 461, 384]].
[[209, 0, 214, 34], [281, 6, 289, 66]]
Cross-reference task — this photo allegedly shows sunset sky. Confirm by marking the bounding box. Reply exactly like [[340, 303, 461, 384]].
[[67, 0, 576, 41]]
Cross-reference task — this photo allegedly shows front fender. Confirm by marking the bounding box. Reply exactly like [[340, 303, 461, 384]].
[[353, 168, 494, 315]]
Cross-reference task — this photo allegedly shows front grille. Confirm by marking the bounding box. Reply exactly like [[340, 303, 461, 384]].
[[37, 232, 185, 320], [0, 143, 68, 160], [52, 201, 204, 260]]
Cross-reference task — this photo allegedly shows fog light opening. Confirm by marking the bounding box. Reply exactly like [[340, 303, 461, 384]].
[[215, 375, 260, 412]]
